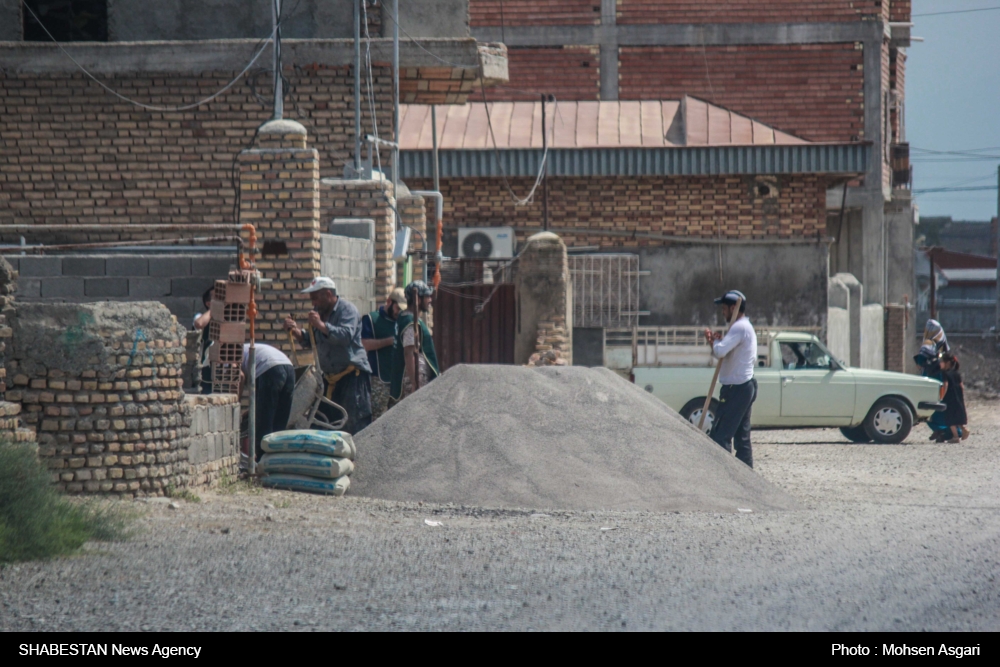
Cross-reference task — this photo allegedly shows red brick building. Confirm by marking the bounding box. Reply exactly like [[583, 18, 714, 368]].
[[446, 0, 916, 364]]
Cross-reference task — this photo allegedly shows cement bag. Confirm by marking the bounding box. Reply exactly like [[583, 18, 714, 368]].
[[260, 430, 356, 460], [261, 473, 351, 497], [259, 452, 354, 479]]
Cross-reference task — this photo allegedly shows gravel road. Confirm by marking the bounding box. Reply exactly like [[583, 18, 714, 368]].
[[2, 399, 998, 632]]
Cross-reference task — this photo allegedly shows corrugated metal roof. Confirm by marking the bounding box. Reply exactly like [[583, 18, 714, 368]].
[[399, 96, 808, 150], [399, 144, 870, 178]]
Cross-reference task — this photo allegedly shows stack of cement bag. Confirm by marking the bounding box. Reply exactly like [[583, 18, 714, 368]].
[[258, 430, 356, 496]]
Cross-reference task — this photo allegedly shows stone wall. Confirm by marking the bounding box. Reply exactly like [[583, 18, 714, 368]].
[[3, 301, 192, 496], [515, 232, 572, 366]]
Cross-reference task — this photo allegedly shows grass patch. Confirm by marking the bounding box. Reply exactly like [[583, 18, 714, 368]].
[[165, 485, 201, 503], [216, 468, 261, 496], [0, 443, 129, 563]]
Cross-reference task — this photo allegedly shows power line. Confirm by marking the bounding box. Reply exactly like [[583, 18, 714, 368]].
[[914, 6, 1000, 17], [20, 0, 277, 112], [912, 185, 998, 194]]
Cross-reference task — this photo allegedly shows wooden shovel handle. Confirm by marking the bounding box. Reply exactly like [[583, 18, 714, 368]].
[[287, 329, 301, 367], [697, 296, 743, 431]]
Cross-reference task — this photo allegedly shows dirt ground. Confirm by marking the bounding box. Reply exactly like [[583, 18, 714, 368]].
[[1, 399, 999, 632]]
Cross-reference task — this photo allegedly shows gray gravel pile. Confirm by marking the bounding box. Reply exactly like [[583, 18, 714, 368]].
[[352, 365, 799, 512]]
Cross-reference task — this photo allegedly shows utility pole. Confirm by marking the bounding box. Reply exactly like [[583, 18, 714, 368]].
[[271, 0, 283, 120], [541, 94, 549, 231], [354, 0, 362, 174], [391, 0, 400, 193]]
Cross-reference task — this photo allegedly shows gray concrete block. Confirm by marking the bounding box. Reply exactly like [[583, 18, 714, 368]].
[[208, 406, 223, 433], [171, 277, 216, 298], [41, 277, 86, 299], [84, 277, 129, 298], [1, 256, 19, 272], [129, 277, 172, 298], [62, 256, 107, 276], [106, 256, 149, 277], [17, 256, 62, 277], [16, 278, 41, 299], [190, 256, 234, 280], [194, 407, 208, 435], [149, 256, 192, 277]]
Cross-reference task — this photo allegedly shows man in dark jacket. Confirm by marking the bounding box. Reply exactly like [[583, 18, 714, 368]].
[[362, 287, 406, 420], [390, 280, 440, 402], [283, 277, 373, 434]]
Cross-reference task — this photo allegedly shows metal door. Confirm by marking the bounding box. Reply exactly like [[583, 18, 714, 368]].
[[433, 284, 516, 372]]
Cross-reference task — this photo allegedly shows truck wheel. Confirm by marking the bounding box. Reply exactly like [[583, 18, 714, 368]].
[[680, 398, 719, 436], [862, 398, 913, 444], [839, 425, 872, 443]]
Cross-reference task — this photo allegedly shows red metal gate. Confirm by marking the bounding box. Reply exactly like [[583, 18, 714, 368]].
[[433, 284, 516, 372]]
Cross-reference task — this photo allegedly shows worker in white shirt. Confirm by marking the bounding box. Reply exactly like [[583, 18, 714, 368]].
[[703, 290, 758, 468]]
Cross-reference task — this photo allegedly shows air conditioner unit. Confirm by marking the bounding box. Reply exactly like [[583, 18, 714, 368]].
[[458, 227, 515, 259]]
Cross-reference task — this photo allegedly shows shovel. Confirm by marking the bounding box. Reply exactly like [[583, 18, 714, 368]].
[[697, 296, 743, 432]]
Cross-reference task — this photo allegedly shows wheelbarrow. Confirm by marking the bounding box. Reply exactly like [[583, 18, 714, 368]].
[[285, 328, 348, 431]]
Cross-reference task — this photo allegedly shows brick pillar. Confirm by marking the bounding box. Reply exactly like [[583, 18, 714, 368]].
[[515, 232, 573, 366], [884, 304, 906, 373], [398, 194, 427, 285], [322, 178, 396, 301], [239, 119, 320, 351]]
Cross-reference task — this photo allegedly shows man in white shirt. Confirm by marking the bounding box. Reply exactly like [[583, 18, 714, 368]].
[[238, 343, 294, 461], [703, 290, 757, 468]]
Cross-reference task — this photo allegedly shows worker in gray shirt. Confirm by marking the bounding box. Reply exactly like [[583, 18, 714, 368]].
[[283, 277, 373, 434]]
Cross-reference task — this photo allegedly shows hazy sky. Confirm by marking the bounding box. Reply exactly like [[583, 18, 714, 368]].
[[907, 0, 1000, 221]]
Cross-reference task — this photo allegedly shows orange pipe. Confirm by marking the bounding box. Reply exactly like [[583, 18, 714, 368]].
[[433, 216, 443, 290], [241, 224, 258, 340]]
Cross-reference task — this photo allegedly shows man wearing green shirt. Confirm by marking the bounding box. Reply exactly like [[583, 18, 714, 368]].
[[362, 287, 406, 420]]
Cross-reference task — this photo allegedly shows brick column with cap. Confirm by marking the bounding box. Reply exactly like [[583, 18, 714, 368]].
[[238, 119, 321, 350]]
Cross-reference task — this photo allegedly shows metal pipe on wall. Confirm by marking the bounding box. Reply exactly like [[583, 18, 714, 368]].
[[271, 0, 283, 121], [391, 0, 400, 195], [354, 0, 362, 173]]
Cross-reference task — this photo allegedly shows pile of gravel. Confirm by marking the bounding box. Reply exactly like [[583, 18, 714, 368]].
[[352, 365, 799, 512]]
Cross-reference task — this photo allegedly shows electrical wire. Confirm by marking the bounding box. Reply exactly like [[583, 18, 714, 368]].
[[913, 185, 998, 194], [20, 0, 277, 112], [914, 6, 1000, 17]]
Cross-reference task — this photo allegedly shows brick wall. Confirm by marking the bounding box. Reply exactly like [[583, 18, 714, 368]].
[[470, 0, 600, 26], [407, 174, 828, 246], [238, 120, 321, 351], [885, 303, 906, 372], [5, 302, 190, 497], [615, 0, 885, 24], [889, 1, 911, 22], [618, 44, 865, 142], [322, 179, 396, 301], [398, 193, 427, 283], [483, 46, 600, 101], [0, 66, 393, 231]]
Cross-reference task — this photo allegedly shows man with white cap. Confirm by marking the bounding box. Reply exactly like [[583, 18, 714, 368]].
[[703, 289, 757, 468], [283, 277, 373, 434]]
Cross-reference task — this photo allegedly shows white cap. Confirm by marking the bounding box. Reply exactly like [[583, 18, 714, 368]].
[[301, 276, 337, 294]]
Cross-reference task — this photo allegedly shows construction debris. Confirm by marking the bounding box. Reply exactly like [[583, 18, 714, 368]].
[[352, 365, 800, 512]]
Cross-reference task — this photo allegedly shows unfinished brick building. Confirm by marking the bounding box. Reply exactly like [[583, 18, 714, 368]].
[[459, 0, 916, 366], [0, 0, 505, 325]]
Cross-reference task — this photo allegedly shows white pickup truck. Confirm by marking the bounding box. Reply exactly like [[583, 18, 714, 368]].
[[605, 328, 943, 444]]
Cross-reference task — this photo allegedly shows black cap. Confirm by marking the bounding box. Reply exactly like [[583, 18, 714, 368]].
[[714, 290, 747, 306]]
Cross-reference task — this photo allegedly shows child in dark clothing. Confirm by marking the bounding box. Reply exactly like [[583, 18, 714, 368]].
[[938, 353, 968, 443]]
